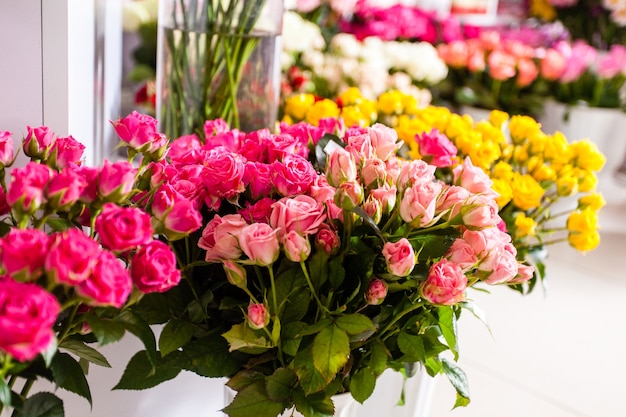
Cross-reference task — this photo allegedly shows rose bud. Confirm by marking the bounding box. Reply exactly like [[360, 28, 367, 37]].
[[365, 278, 388, 305], [247, 303, 269, 330]]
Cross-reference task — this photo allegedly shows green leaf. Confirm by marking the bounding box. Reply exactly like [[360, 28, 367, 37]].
[[42, 338, 58, 368], [327, 256, 345, 289], [86, 316, 126, 346], [50, 353, 92, 405], [182, 337, 243, 377], [222, 323, 272, 354], [293, 390, 334, 417], [352, 206, 384, 240], [59, 339, 111, 368], [222, 381, 285, 417], [308, 251, 329, 290], [132, 293, 172, 324], [424, 357, 443, 377], [44, 217, 73, 232], [266, 368, 297, 402], [115, 311, 157, 366], [368, 341, 388, 376], [349, 368, 376, 404], [159, 319, 194, 357], [442, 358, 470, 405], [460, 302, 492, 336], [299, 318, 333, 337], [293, 345, 328, 395], [0, 377, 12, 406], [312, 325, 350, 381], [113, 350, 183, 390], [335, 314, 374, 336], [227, 370, 266, 392], [275, 269, 311, 323], [14, 392, 63, 417], [186, 290, 213, 323], [437, 306, 458, 360], [397, 332, 426, 363], [282, 321, 305, 357]]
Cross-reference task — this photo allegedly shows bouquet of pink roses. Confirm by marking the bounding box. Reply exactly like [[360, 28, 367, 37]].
[[113, 113, 536, 417], [0, 113, 200, 417]]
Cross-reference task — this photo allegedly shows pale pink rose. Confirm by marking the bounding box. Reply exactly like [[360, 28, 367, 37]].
[[296, 0, 321, 13], [421, 259, 467, 306], [77, 250, 132, 308], [480, 248, 519, 284], [597, 45, 626, 79], [361, 158, 387, 188], [239, 198, 276, 224], [326, 147, 357, 187], [508, 263, 535, 284], [329, 0, 357, 15], [437, 41, 470, 68], [200, 149, 246, 209], [131, 240, 181, 293], [0, 131, 15, 167], [271, 154, 317, 197], [365, 277, 388, 305], [222, 260, 247, 289], [95, 203, 153, 253], [238, 223, 280, 266], [282, 230, 311, 262], [461, 195, 501, 228], [0, 229, 51, 281], [198, 214, 247, 262], [75, 166, 99, 204], [0, 279, 60, 361], [45, 229, 101, 285], [363, 196, 382, 224], [334, 181, 364, 210], [45, 167, 88, 209], [111, 111, 164, 154], [452, 157, 497, 198], [399, 181, 443, 227], [51, 135, 85, 169], [247, 303, 269, 329], [382, 238, 416, 277], [540, 48, 567, 81], [265, 133, 302, 162], [98, 160, 137, 202], [345, 133, 374, 166], [23, 125, 56, 158], [309, 175, 337, 204], [436, 185, 471, 218], [7, 162, 54, 214], [315, 226, 341, 255], [168, 134, 201, 161], [416, 129, 458, 168], [445, 239, 478, 270], [368, 123, 401, 161], [516, 57, 539, 88], [467, 48, 486, 72], [397, 159, 437, 192], [151, 184, 202, 241], [270, 195, 326, 238], [369, 185, 397, 214], [462, 227, 511, 258], [244, 162, 273, 200], [487, 50, 517, 80], [385, 156, 402, 184]]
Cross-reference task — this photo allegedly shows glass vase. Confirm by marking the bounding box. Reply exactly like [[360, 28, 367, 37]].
[[156, 0, 283, 139]]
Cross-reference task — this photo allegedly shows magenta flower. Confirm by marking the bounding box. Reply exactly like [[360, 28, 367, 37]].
[[0, 131, 15, 167], [77, 250, 132, 308], [23, 125, 56, 159], [45, 229, 101, 285], [131, 240, 181, 294], [0, 228, 51, 281], [416, 129, 458, 168], [95, 203, 154, 253], [97, 160, 137, 203]]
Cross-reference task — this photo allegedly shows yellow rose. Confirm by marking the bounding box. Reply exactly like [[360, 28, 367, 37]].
[[488, 109, 509, 128], [543, 131, 573, 165], [578, 193, 606, 211], [377, 90, 404, 115], [338, 87, 364, 106], [284, 94, 315, 121], [444, 114, 473, 140], [401, 95, 420, 116], [511, 173, 545, 210], [514, 213, 537, 238], [305, 99, 340, 126], [418, 106, 452, 132], [527, 132, 548, 155], [568, 230, 600, 252], [475, 120, 505, 145], [508, 115, 542, 144], [341, 106, 370, 128], [556, 174, 579, 197], [577, 169, 598, 193], [512, 143, 529, 164], [492, 161, 514, 180], [571, 139, 606, 172], [566, 208, 598, 233], [468, 140, 501, 170], [453, 131, 480, 158], [492, 178, 512, 208]]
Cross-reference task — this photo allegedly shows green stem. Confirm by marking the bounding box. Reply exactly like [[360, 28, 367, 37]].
[[378, 301, 425, 339], [267, 266, 279, 317], [299, 261, 329, 317]]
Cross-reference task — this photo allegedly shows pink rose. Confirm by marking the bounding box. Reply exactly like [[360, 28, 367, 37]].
[[265, 133, 302, 162], [508, 263, 535, 284], [204, 130, 245, 153], [75, 166, 99, 204], [167, 134, 201, 161], [200, 148, 246, 209], [363, 196, 382, 224], [416, 129, 457, 168], [369, 185, 397, 215], [23, 125, 56, 158], [463, 228, 511, 259], [334, 181, 364, 210], [326, 147, 358, 188], [0, 186, 9, 216], [282, 230, 311, 262], [239, 198, 275, 224], [0, 229, 51, 281], [111, 111, 164, 153], [203, 119, 230, 138], [198, 214, 247, 262], [271, 154, 317, 197], [309, 175, 337, 204], [314, 226, 341, 255], [436, 185, 471, 218], [445, 239, 478, 270], [397, 159, 437, 193], [152, 184, 202, 241], [98, 160, 137, 202], [479, 247, 519, 284], [95, 203, 153, 253], [238, 223, 280, 266], [244, 162, 273, 200], [399, 181, 443, 227], [0, 279, 60, 361], [247, 303, 269, 329], [77, 250, 132, 307], [45, 229, 101, 285], [382, 238, 416, 277], [7, 162, 54, 214], [270, 195, 326, 238], [421, 259, 467, 306], [0, 131, 15, 167], [368, 123, 401, 161], [540, 48, 567, 81], [345, 133, 374, 166], [51, 135, 85, 169], [516, 57, 539, 88], [361, 158, 387, 188], [223, 260, 247, 289], [461, 195, 501, 229], [365, 277, 388, 305], [45, 167, 88, 209], [452, 157, 497, 198], [487, 50, 516, 81], [131, 240, 181, 294]]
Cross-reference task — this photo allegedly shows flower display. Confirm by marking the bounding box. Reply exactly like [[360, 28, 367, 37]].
[[282, 87, 606, 292], [0, 113, 201, 415]]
